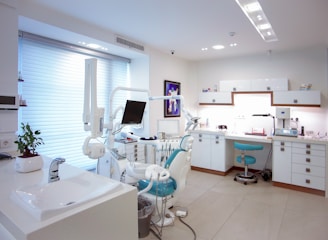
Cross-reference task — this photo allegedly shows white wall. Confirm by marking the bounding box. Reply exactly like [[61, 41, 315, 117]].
[[194, 46, 328, 135], [0, 1, 18, 135]]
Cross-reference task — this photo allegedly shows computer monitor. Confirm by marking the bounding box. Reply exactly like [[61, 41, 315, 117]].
[[121, 100, 146, 125]]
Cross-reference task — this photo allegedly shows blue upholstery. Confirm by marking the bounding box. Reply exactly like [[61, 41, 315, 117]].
[[234, 142, 263, 151], [138, 177, 177, 197], [236, 155, 256, 165]]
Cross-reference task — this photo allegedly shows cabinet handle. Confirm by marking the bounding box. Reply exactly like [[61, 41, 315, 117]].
[[293, 99, 298, 103], [306, 144, 311, 149], [306, 150, 311, 155], [198, 134, 202, 137], [305, 179, 311, 184], [233, 87, 237, 91], [306, 158, 311, 163], [306, 168, 311, 173], [215, 140, 219, 144], [280, 142, 285, 146], [280, 147, 285, 151], [266, 86, 271, 91], [212, 99, 216, 103], [199, 139, 202, 142]]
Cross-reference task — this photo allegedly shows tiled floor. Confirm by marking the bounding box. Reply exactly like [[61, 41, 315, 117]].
[[141, 170, 328, 240]]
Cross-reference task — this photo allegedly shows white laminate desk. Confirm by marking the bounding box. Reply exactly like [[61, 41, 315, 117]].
[[190, 129, 328, 197]]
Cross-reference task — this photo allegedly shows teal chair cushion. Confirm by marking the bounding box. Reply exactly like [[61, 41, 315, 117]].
[[234, 142, 263, 151], [236, 155, 256, 165], [138, 177, 177, 197]]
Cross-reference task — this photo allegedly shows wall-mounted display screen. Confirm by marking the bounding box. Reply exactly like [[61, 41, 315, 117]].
[[121, 100, 146, 125]]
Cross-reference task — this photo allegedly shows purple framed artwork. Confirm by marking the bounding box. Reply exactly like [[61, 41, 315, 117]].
[[164, 80, 181, 117]]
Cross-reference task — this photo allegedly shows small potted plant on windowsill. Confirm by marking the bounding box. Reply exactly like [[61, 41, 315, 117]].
[[14, 122, 44, 173]]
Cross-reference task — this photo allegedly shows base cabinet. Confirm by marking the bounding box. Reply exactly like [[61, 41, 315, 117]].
[[190, 132, 230, 172], [273, 140, 326, 191], [272, 140, 292, 183]]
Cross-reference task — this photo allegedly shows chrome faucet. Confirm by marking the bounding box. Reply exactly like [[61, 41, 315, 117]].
[[48, 157, 66, 183]]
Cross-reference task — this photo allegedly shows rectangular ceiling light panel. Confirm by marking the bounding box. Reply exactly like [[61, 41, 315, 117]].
[[235, 0, 278, 42]]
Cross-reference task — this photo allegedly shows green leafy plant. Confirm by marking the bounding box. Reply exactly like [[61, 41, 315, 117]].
[[15, 123, 44, 158]]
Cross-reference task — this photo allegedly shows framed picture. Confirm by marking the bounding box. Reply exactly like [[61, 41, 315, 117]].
[[164, 80, 181, 117]]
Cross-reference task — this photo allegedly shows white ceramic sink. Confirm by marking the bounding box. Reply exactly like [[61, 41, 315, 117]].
[[11, 172, 122, 221]]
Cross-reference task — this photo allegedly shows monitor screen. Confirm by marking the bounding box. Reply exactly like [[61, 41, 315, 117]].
[[121, 100, 146, 125]]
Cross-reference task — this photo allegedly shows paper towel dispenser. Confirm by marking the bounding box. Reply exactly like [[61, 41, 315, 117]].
[[0, 95, 19, 110]]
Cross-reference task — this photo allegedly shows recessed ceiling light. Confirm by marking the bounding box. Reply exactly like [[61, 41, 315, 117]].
[[201, 47, 208, 51], [230, 43, 238, 47], [212, 45, 225, 50], [86, 43, 101, 49]]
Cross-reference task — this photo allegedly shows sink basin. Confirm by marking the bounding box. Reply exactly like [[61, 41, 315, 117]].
[[11, 172, 122, 221]]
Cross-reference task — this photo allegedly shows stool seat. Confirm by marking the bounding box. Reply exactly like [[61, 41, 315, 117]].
[[233, 141, 263, 185], [236, 155, 256, 165]]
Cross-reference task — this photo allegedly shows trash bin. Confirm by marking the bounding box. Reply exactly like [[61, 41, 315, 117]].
[[138, 196, 154, 238]]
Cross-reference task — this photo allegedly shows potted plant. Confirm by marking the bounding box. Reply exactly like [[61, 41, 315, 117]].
[[14, 122, 44, 173]]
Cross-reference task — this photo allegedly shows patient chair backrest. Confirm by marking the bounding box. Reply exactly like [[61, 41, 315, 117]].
[[164, 135, 193, 194]]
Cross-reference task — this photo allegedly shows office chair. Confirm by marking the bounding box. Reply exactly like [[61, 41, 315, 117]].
[[233, 141, 263, 185]]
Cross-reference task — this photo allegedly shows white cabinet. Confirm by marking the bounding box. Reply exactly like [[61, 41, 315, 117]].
[[251, 78, 288, 91], [273, 90, 321, 106], [199, 92, 232, 105], [190, 132, 230, 172], [220, 80, 251, 92], [125, 142, 145, 162], [190, 133, 211, 169], [273, 140, 326, 191], [291, 142, 325, 190], [272, 140, 292, 183], [219, 78, 288, 92]]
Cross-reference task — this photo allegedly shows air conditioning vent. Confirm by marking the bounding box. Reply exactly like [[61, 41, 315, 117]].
[[116, 37, 144, 51]]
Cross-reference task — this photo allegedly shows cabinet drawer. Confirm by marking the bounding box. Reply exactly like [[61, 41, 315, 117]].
[[292, 163, 325, 177], [292, 173, 325, 190], [292, 153, 325, 167], [292, 142, 326, 151], [273, 141, 291, 147], [292, 147, 325, 157]]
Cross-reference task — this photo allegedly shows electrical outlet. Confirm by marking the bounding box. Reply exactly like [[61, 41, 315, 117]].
[[0, 138, 14, 149]]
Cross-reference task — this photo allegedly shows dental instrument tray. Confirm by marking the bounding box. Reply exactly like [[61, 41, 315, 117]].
[[274, 128, 298, 137]]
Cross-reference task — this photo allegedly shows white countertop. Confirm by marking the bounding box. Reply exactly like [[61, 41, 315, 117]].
[[189, 129, 328, 145], [0, 157, 135, 239]]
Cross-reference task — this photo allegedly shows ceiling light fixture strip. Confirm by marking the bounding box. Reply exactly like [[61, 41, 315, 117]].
[[235, 0, 278, 42]]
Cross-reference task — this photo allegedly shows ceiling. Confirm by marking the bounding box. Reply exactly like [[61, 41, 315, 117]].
[[21, 0, 328, 61]]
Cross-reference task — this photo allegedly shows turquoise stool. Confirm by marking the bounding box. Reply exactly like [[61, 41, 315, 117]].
[[233, 142, 263, 185]]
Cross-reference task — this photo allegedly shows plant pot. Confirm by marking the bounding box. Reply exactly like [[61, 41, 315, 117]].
[[15, 155, 43, 173]]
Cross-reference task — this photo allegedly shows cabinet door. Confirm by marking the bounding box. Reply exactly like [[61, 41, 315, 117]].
[[190, 133, 211, 169], [251, 78, 288, 91], [210, 135, 226, 171], [272, 141, 292, 183], [199, 92, 232, 105], [273, 91, 320, 106], [219, 80, 251, 92]]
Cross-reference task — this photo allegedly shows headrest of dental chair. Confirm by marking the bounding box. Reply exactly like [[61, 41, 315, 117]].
[[179, 135, 193, 151], [164, 135, 193, 169]]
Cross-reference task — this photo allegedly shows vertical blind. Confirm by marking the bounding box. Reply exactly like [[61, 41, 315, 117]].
[[19, 34, 130, 170]]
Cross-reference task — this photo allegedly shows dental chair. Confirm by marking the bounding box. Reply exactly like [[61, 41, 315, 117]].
[[136, 135, 193, 226]]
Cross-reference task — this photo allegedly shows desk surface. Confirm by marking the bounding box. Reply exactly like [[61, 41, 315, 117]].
[[225, 133, 272, 144]]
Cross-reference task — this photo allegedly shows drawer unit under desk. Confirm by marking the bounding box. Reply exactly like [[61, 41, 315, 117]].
[[291, 142, 326, 190]]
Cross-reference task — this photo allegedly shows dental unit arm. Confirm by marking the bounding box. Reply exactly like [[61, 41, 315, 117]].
[[82, 58, 106, 159]]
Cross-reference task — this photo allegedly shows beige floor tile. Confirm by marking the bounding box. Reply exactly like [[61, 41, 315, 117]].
[[140, 170, 328, 240]]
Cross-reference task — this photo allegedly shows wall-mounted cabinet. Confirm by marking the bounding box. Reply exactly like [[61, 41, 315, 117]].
[[251, 78, 288, 91], [199, 92, 232, 105], [273, 90, 321, 107], [219, 78, 288, 92], [219, 80, 251, 92]]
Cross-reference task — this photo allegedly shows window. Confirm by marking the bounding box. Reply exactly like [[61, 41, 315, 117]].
[[18, 32, 130, 170]]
